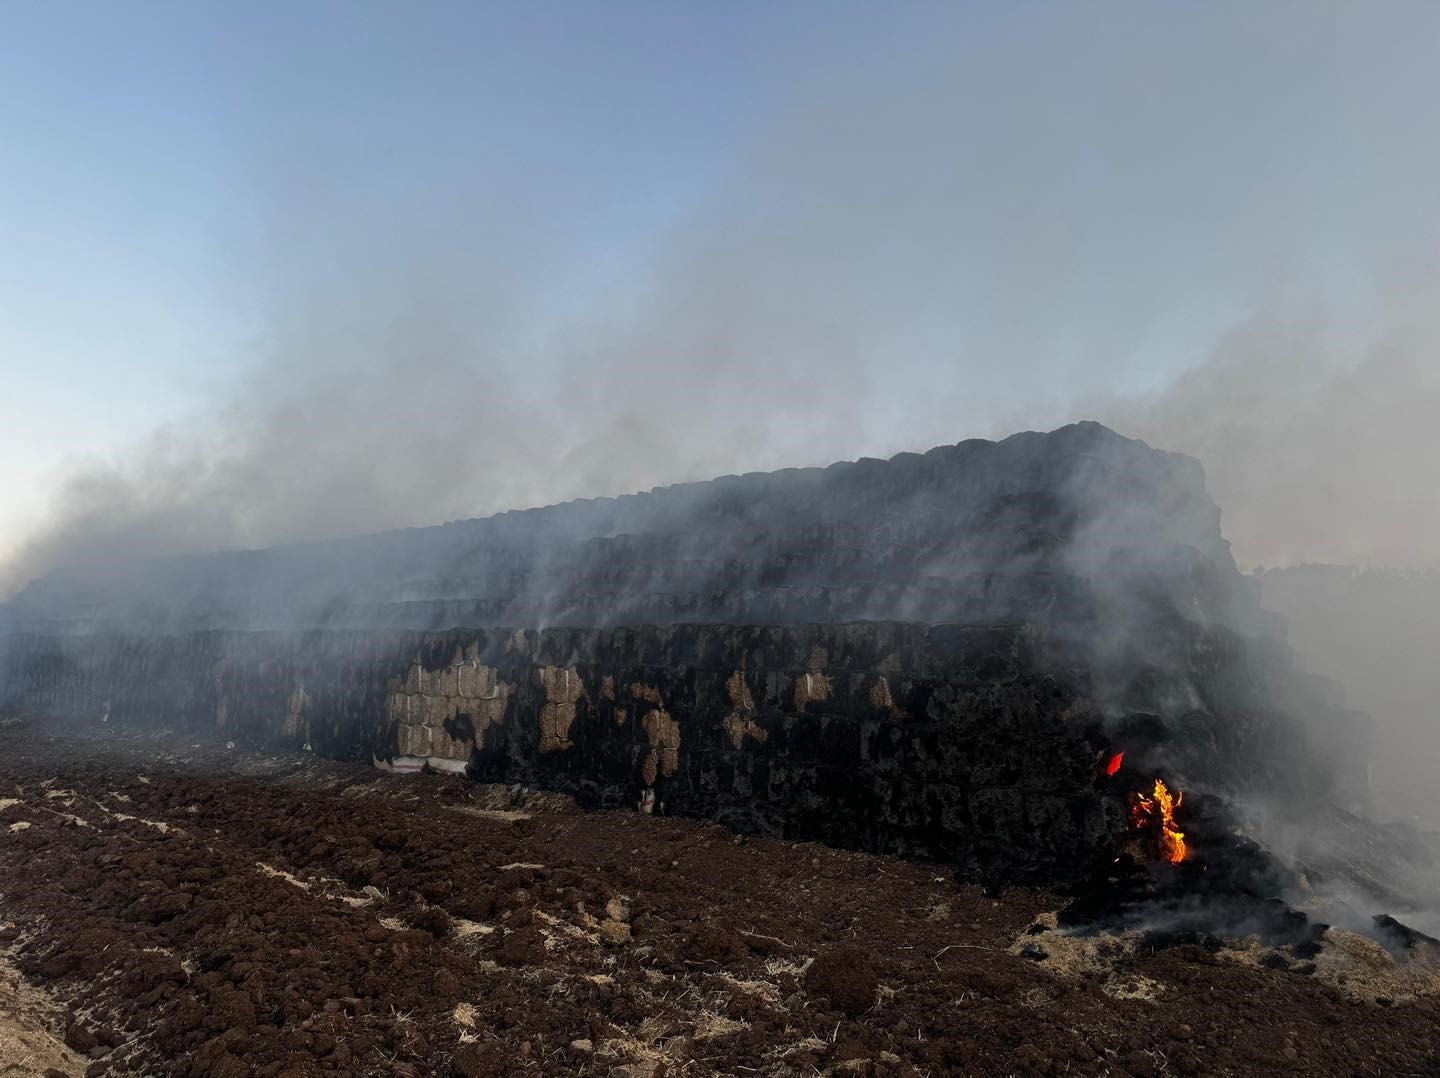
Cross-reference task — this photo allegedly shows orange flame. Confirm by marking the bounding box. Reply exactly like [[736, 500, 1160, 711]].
[[1105, 751, 1124, 776], [1130, 778, 1187, 863]]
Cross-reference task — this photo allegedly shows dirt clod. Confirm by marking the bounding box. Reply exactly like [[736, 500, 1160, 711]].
[[499, 926, 545, 966], [804, 946, 879, 1016]]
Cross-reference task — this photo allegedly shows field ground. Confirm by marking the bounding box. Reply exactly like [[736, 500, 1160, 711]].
[[1, 718, 1437, 1077]]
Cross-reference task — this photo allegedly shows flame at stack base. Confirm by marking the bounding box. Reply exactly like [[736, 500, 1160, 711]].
[[1130, 778, 1187, 865]]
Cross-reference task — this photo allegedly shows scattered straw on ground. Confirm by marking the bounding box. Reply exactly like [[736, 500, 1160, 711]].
[[1102, 973, 1166, 1002], [452, 1001, 477, 1029], [0, 951, 89, 1077], [442, 805, 530, 823], [1310, 929, 1440, 1004], [451, 918, 495, 940], [255, 863, 312, 890], [1009, 910, 1139, 977], [109, 813, 176, 834]]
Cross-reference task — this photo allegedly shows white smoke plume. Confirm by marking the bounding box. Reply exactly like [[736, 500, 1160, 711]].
[[5, 2, 1439, 596]]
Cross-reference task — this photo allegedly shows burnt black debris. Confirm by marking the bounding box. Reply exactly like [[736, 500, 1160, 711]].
[[1372, 914, 1440, 960]]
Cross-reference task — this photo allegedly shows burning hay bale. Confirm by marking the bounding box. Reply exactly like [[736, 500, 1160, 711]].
[[4, 421, 1434, 991]]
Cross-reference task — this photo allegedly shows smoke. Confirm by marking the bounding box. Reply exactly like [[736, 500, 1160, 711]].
[[6, 2, 1439, 598], [1094, 304, 1440, 571]]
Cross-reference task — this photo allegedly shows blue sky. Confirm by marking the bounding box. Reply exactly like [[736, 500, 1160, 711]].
[[0, 3, 883, 537], [2, 2, 1438, 581], [0, 3, 831, 415]]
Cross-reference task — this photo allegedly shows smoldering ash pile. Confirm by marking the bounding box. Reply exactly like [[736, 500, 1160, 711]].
[[0, 423, 1409, 909]]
